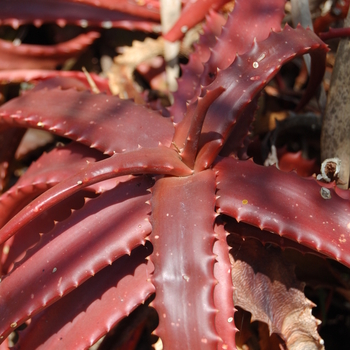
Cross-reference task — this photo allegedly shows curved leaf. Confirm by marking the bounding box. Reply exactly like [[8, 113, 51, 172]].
[[0, 88, 174, 155], [2, 189, 97, 275], [0, 0, 160, 31], [150, 170, 219, 349], [0, 31, 100, 70], [180, 87, 225, 168], [0, 143, 105, 229], [203, 0, 285, 82], [228, 233, 324, 349], [170, 10, 225, 122], [0, 70, 110, 92], [171, 0, 285, 123], [163, 0, 229, 41], [0, 147, 192, 245], [214, 157, 350, 267], [195, 25, 328, 171], [0, 176, 153, 340], [213, 221, 236, 350], [14, 245, 154, 350]]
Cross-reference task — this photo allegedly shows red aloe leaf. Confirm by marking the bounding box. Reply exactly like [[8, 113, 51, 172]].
[[2, 177, 122, 276], [15, 143, 105, 188], [214, 157, 350, 267], [213, 221, 236, 350], [0, 142, 105, 229], [218, 95, 258, 159], [0, 70, 110, 92], [13, 245, 155, 350], [192, 9, 226, 66], [1, 189, 97, 274], [150, 170, 219, 349], [171, 0, 285, 124], [2, 177, 129, 275], [195, 25, 328, 171], [0, 176, 153, 341], [163, 0, 230, 41], [317, 181, 350, 201], [0, 88, 174, 155], [0, 146, 191, 245], [228, 233, 324, 349], [69, 0, 160, 19], [0, 31, 100, 70], [1, 0, 160, 32], [180, 87, 225, 168], [170, 10, 225, 122], [203, 0, 285, 81], [278, 149, 319, 177]]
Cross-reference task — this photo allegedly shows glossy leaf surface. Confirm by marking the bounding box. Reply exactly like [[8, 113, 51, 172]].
[[150, 170, 218, 349], [215, 157, 350, 267]]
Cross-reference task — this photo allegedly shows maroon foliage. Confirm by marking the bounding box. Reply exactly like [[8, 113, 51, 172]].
[[0, 0, 349, 349]]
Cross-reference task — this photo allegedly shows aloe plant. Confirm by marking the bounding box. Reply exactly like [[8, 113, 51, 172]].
[[0, 0, 349, 349]]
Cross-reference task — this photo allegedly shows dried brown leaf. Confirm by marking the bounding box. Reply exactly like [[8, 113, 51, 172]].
[[108, 29, 200, 99], [228, 233, 324, 350], [108, 37, 164, 101]]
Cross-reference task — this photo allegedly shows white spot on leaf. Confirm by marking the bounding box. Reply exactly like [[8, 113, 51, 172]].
[[320, 187, 331, 199]]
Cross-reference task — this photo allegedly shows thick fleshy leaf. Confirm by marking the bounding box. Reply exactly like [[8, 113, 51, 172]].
[[0, 176, 153, 340], [150, 170, 219, 349], [0, 88, 174, 155], [69, 0, 160, 19], [171, 0, 285, 123], [278, 150, 319, 177], [163, 0, 230, 41], [180, 87, 225, 168], [13, 245, 155, 350], [0, 0, 160, 31], [195, 25, 328, 171], [2, 178, 128, 275], [0, 70, 110, 92], [214, 157, 350, 267], [15, 143, 106, 189], [1, 143, 103, 275], [203, 0, 285, 82], [0, 142, 105, 229], [0, 147, 192, 245], [1, 189, 97, 274], [170, 10, 225, 122], [0, 31, 100, 70], [213, 221, 236, 350], [218, 96, 258, 159], [228, 233, 324, 349]]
